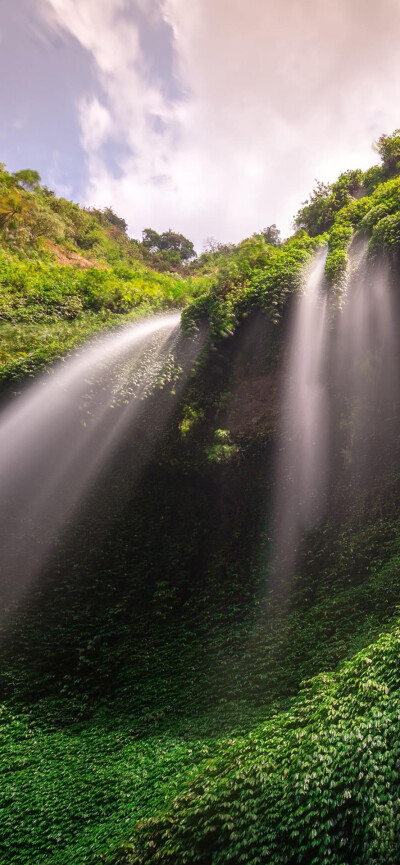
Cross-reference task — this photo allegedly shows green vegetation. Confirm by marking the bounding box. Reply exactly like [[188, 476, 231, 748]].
[[182, 231, 323, 337], [0, 164, 208, 382], [2, 474, 400, 864], [3, 131, 400, 863], [4, 619, 400, 865], [0, 253, 207, 382], [141, 228, 197, 270], [293, 129, 400, 294], [127, 624, 400, 865]]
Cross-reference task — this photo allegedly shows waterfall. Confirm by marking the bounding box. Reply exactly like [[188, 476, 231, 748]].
[[272, 250, 330, 582], [272, 240, 400, 584], [0, 314, 185, 612], [332, 243, 400, 505]]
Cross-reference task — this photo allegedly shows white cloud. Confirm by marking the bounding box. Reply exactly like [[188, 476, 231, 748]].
[[79, 97, 112, 152], [42, 0, 400, 248]]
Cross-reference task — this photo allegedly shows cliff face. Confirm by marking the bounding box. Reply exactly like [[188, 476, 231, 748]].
[[3, 136, 400, 864], [2, 285, 400, 719], [3, 297, 400, 865], [224, 370, 279, 437], [221, 314, 282, 440]]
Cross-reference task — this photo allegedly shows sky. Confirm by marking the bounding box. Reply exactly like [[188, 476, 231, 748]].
[[1, 0, 400, 249]]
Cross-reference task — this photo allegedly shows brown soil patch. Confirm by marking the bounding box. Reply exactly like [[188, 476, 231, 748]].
[[45, 241, 106, 270]]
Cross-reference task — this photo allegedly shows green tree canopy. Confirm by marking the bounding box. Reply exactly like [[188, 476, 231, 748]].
[[260, 224, 281, 246], [141, 227, 162, 252], [102, 206, 128, 233], [294, 170, 364, 236], [375, 129, 400, 178], [142, 228, 196, 261], [13, 169, 41, 191]]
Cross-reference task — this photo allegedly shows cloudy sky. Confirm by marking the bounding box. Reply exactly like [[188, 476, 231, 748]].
[[1, 0, 400, 248]]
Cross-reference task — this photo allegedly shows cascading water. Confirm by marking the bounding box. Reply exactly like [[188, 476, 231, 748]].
[[332, 242, 400, 505], [272, 249, 330, 582], [0, 313, 196, 614], [271, 239, 400, 584]]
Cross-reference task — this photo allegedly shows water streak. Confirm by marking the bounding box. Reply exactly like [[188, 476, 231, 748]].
[[0, 314, 183, 609], [272, 241, 400, 584], [332, 244, 400, 502], [272, 250, 330, 582]]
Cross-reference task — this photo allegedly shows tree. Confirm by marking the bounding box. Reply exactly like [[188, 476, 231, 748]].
[[294, 171, 363, 236], [86, 206, 128, 233], [103, 206, 127, 233], [26, 202, 65, 242], [201, 237, 234, 256], [13, 169, 41, 191], [159, 229, 196, 261], [375, 130, 400, 178], [142, 227, 162, 252], [142, 228, 196, 262], [0, 189, 31, 229], [294, 181, 334, 235], [202, 236, 220, 253], [40, 186, 56, 198], [260, 224, 281, 246]]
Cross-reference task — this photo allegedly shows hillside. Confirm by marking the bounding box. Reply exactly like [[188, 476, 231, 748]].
[[2, 132, 400, 864], [0, 165, 207, 382]]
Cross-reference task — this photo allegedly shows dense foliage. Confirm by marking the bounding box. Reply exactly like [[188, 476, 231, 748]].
[[0, 164, 208, 382], [3, 131, 400, 864], [126, 625, 400, 865], [0, 252, 208, 382], [141, 228, 197, 268], [182, 232, 323, 337]]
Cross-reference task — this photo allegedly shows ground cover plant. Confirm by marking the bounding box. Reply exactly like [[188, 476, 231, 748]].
[[2, 132, 400, 864]]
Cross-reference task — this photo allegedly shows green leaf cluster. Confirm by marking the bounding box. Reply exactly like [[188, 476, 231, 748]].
[[124, 625, 400, 865], [182, 232, 321, 338]]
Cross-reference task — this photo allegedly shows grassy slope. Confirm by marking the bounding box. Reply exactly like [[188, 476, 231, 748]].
[[0, 254, 205, 382], [2, 146, 400, 863], [0, 169, 208, 383]]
